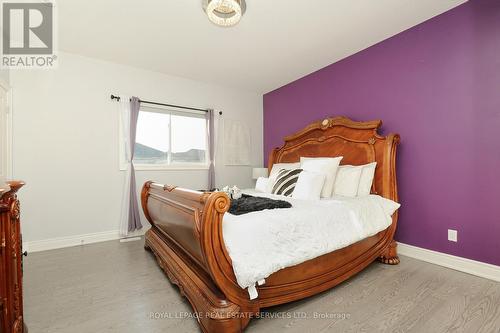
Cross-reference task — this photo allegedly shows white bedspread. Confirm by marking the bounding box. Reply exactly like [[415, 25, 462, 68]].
[[222, 191, 400, 299]]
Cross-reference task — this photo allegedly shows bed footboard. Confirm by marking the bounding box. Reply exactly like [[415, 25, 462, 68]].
[[141, 182, 258, 333]]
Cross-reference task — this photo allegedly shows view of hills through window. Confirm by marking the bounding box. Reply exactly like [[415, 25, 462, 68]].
[[134, 109, 207, 164]]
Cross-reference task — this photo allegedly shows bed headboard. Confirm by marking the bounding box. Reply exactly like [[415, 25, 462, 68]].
[[268, 116, 400, 202]]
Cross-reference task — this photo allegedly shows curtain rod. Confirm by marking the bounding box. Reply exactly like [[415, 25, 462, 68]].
[[110, 94, 222, 115]]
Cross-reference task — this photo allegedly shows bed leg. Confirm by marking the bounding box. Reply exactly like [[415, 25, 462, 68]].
[[144, 237, 151, 252], [378, 240, 400, 265]]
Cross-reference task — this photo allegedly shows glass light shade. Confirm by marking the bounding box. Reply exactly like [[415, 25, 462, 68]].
[[252, 168, 268, 179], [206, 0, 243, 27]]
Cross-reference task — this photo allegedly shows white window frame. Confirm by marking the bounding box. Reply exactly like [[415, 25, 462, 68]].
[[0, 80, 12, 180], [119, 105, 210, 171]]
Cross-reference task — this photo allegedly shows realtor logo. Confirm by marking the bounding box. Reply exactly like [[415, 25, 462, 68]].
[[1, 1, 57, 68]]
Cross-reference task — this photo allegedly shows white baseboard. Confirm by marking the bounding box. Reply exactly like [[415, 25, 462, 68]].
[[119, 236, 142, 243], [397, 242, 500, 282], [23, 228, 149, 253]]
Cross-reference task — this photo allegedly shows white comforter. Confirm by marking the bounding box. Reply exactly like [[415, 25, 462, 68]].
[[222, 191, 400, 299]]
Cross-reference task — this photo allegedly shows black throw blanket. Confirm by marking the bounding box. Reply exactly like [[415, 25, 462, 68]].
[[229, 194, 292, 216]]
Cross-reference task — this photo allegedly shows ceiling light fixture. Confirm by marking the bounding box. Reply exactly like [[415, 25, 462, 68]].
[[202, 0, 246, 27]]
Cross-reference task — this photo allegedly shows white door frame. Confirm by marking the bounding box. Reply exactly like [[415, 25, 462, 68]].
[[0, 78, 13, 179]]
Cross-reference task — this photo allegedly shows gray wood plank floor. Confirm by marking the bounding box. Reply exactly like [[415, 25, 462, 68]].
[[23, 239, 500, 333]]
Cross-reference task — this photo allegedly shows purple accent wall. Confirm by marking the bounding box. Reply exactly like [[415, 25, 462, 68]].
[[264, 0, 500, 266]]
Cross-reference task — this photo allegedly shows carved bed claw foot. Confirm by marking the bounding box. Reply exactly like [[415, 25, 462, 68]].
[[378, 240, 400, 265], [379, 255, 400, 265]]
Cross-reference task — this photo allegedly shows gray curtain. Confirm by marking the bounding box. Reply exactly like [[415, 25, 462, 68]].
[[128, 97, 143, 232], [207, 109, 216, 190]]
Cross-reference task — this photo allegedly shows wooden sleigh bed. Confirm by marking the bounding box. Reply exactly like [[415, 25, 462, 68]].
[[141, 116, 400, 333]]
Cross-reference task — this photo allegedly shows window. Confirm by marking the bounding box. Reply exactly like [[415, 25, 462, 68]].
[[133, 106, 208, 169]]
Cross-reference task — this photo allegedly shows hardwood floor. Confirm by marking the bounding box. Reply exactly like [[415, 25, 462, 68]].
[[24, 239, 500, 333]]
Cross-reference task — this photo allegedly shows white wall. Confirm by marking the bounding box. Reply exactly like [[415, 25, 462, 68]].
[[0, 69, 11, 180], [0, 69, 9, 86], [10, 52, 263, 245]]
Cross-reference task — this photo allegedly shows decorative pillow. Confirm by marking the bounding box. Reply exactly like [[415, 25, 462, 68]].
[[357, 162, 377, 196], [269, 162, 301, 177], [333, 165, 363, 197], [292, 171, 326, 200], [255, 177, 271, 193], [271, 168, 302, 196], [300, 157, 343, 198], [268, 163, 300, 193]]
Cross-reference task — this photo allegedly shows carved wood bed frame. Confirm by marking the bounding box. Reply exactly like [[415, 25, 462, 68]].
[[141, 116, 400, 333]]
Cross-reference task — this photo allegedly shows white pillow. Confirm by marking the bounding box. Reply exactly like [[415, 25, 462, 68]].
[[255, 177, 271, 193], [300, 157, 343, 198], [269, 162, 301, 177], [292, 171, 326, 200], [378, 196, 401, 216], [357, 162, 377, 196], [333, 165, 363, 197]]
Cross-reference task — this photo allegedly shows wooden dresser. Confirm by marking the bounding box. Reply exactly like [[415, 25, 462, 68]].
[[0, 181, 26, 333]]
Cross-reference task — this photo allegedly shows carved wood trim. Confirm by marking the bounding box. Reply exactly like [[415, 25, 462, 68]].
[[9, 200, 20, 221], [164, 185, 178, 192], [0, 180, 26, 333], [284, 116, 382, 142], [279, 134, 377, 151]]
